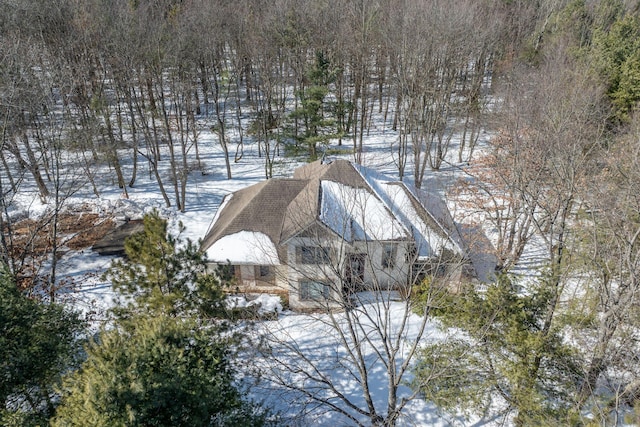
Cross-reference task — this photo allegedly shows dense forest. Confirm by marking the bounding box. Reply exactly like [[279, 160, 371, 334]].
[[2, 0, 640, 425]]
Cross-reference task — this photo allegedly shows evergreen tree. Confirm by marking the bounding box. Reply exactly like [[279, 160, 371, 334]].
[[52, 313, 269, 427], [413, 275, 581, 426], [287, 51, 340, 160], [592, 11, 640, 123], [105, 211, 226, 318], [54, 212, 272, 426], [0, 264, 83, 426]]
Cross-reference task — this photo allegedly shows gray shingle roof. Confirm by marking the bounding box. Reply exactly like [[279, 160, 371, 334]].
[[201, 159, 465, 265], [201, 178, 309, 260], [202, 159, 373, 255]]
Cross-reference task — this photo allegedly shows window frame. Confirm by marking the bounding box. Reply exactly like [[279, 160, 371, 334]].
[[297, 245, 330, 265], [299, 280, 330, 301], [258, 265, 272, 278]]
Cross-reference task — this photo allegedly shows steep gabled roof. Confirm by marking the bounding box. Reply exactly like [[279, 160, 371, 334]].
[[201, 178, 309, 263], [201, 159, 467, 265], [318, 180, 408, 242]]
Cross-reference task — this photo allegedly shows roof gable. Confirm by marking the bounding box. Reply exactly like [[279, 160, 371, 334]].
[[319, 180, 408, 241], [201, 178, 308, 261], [352, 163, 465, 259]]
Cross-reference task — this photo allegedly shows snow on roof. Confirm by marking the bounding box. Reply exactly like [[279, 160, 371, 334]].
[[205, 231, 280, 265], [353, 164, 463, 259], [202, 159, 467, 264], [319, 180, 407, 241], [204, 192, 233, 240]]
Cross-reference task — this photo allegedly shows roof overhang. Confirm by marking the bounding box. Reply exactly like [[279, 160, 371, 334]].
[[205, 231, 280, 265]]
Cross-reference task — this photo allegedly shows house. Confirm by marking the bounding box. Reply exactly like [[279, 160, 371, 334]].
[[201, 159, 481, 310]]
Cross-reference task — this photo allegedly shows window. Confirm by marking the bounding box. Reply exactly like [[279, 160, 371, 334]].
[[405, 244, 417, 263], [297, 246, 330, 264], [254, 265, 273, 285], [258, 265, 271, 278], [300, 280, 330, 301], [382, 243, 397, 269]]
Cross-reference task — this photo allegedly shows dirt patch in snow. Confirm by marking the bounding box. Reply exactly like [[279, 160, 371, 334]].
[[65, 214, 116, 250], [4, 209, 117, 256]]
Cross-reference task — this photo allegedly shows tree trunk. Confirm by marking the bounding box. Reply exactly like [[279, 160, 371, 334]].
[[17, 132, 49, 200]]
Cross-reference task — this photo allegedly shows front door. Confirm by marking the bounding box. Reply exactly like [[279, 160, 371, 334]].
[[344, 253, 365, 293]]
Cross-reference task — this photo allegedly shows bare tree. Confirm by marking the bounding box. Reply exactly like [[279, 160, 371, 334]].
[[247, 47, 288, 178], [574, 113, 640, 420], [444, 43, 609, 423], [0, 37, 52, 202], [249, 171, 470, 426], [454, 43, 605, 272], [0, 25, 90, 300], [384, 0, 499, 185]]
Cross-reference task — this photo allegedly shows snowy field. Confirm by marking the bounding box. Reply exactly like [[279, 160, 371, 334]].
[[247, 295, 495, 427]]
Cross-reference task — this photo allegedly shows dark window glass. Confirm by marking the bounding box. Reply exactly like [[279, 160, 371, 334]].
[[300, 281, 330, 300], [298, 246, 330, 264]]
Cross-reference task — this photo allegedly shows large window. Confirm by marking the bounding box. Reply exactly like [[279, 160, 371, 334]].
[[297, 246, 330, 264], [382, 243, 397, 269], [300, 280, 330, 301]]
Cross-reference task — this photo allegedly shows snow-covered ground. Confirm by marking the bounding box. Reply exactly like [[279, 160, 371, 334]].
[[5, 108, 505, 424], [249, 299, 484, 427]]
